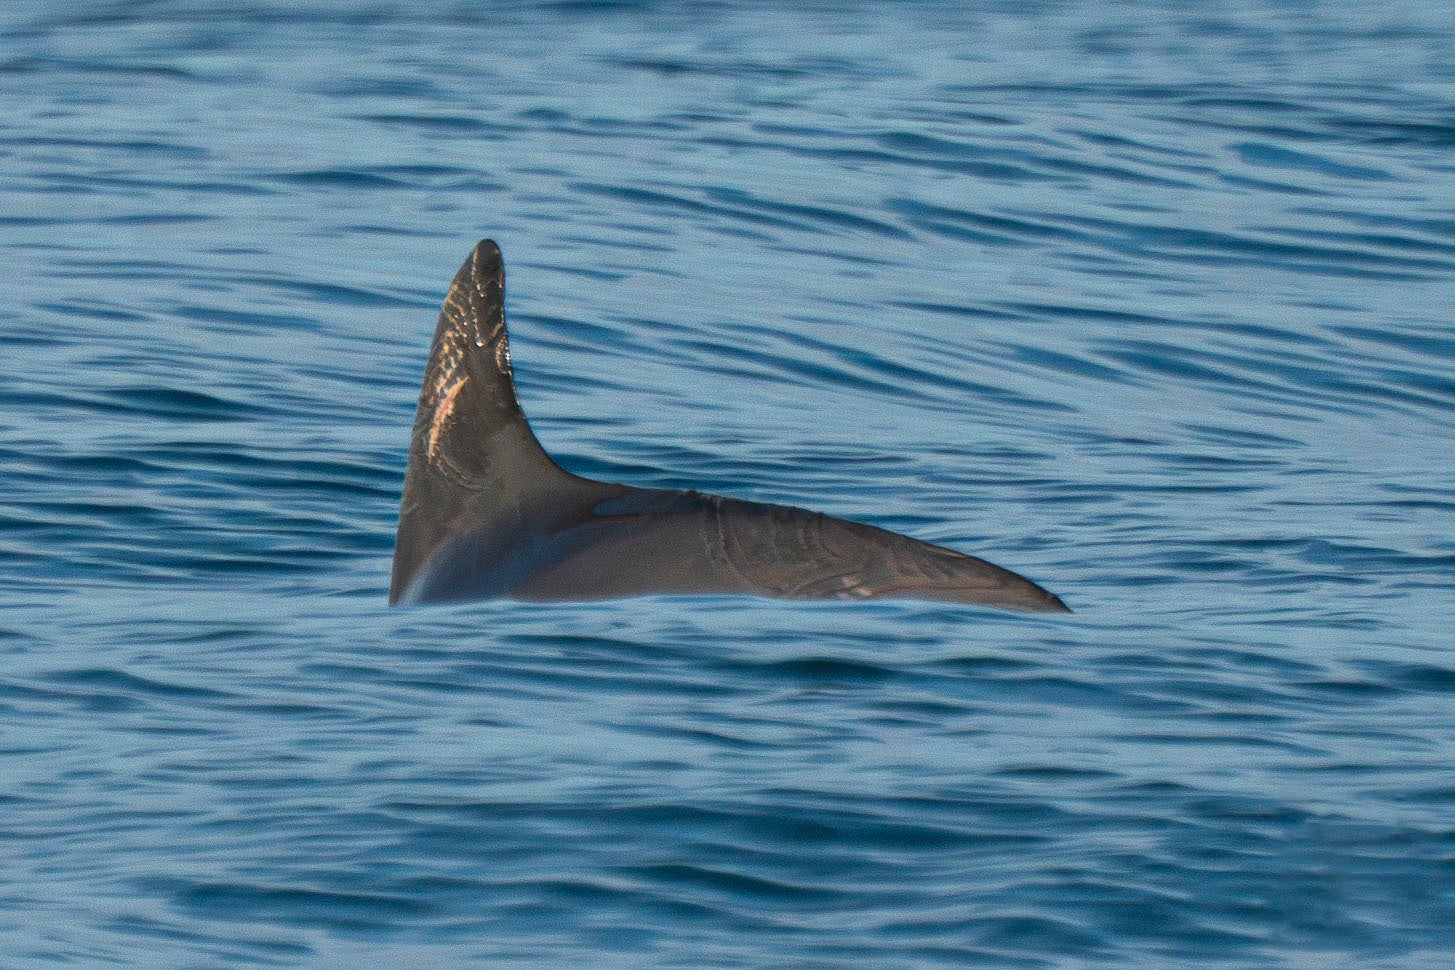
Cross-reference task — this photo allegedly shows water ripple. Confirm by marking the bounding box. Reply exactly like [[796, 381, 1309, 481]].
[[4, 1, 1454, 967]]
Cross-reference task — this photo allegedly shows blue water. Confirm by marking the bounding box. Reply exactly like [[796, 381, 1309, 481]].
[[4, 1, 1455, 966]]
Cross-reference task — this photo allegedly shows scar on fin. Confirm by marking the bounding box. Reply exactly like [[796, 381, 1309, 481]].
[[426, 376, 467, 462]]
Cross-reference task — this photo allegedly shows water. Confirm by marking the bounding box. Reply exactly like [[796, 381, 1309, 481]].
[[4, 1, 1454, 966]]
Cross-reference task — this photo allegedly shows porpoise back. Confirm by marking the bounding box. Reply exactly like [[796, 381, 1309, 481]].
[[390, 240, 1068, 613]]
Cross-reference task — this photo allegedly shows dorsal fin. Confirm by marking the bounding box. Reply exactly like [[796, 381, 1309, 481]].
[[389, 240, 573, 602]]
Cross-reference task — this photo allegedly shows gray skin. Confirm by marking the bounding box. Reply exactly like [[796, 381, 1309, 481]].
[[389, 240, 1069, 612]]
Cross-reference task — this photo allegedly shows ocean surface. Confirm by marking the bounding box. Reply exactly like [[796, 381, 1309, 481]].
[[4, 1, 1454, 967]]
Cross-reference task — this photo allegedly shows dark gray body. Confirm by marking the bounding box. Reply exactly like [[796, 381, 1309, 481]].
[[390, 240, 1068, 612]]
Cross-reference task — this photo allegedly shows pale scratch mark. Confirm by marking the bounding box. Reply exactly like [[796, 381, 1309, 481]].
[[427, 375, 468, 461]]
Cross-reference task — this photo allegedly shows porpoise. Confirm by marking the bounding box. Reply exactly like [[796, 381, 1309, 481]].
[[390, 240, 1067, 612]]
